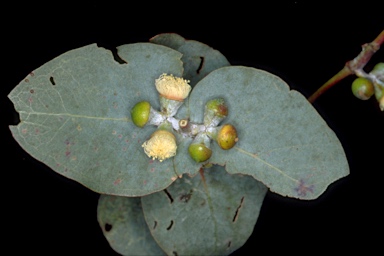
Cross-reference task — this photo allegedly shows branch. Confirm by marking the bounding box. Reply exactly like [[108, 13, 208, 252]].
[[308, 30, 384, 103]]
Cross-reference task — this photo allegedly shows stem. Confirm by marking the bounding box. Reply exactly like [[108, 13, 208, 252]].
[[308, 30, 384, 103], [307, 67, 352, 103]]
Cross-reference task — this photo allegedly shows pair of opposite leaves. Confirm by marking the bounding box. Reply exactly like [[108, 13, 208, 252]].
[[8, 33, 349, 200]]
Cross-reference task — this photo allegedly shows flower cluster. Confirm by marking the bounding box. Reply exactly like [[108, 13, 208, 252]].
[[131, 73, 238, 163]]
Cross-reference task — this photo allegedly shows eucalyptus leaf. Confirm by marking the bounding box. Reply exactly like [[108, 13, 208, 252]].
[[141, 165, 267, 256], [8, 43, 185, 196], [97, 195, 165, 256], [150, 33, 231, 87], [188, 66, 349, 199]]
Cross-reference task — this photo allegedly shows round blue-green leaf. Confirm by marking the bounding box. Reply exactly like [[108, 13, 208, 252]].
[[97, 195, 165, 256], [150, 33, 231, 87], [8, 43, 184, 196], [189, 66, 349, 200], [141, 165, 268, 256]]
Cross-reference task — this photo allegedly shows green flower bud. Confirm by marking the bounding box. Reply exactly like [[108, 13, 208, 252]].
[[351, 77, 375, 100], [204, 98, 228, 127], [375, 88, 384, 101], [131, 101, 151, 127], [188, 143, 212, 163], [216, 124, 238, 150], [188, 133, 212, 163], [371, 62, 384, 75]]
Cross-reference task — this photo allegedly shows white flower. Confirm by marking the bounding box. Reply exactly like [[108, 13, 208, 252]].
[[155, 73, 191, 101], [142, 130, 177, 162]]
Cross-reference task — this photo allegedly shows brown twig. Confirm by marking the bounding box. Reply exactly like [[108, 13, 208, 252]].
[[308, 30, 384, 103]]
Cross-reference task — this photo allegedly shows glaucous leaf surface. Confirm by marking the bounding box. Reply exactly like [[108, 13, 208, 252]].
[[97, 195, 165, 256], [141, 166, 267, 256], [188, 66, 349, 199], [150, 33, 231, 87], [8, 43, 185, 196]]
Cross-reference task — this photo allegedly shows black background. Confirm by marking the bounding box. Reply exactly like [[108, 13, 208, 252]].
[[3, 2, 383, 255]]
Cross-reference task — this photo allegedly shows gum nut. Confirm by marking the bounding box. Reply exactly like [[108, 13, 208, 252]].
[[217, 124, 238, 150], [372, 62, 384, 73], [351, 77, 374, 100], [206, 98, 228, 117], [131, 101, 151, 127], [188, 143, 212, 163]]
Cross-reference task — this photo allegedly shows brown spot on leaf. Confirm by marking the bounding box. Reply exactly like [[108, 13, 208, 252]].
[[30, 89, 34, 94], [179, 191, 192, 203]]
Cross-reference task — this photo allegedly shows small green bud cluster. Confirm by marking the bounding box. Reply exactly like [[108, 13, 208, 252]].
[[188, 98, 238, 163], [351, 62, 384, 111], [130, 74, 238, 163]]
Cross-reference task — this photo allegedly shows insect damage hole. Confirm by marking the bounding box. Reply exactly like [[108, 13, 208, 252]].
[[166, 220, 174, 230], [164, 189, 174, 204], [100, 43, 128, 64], [196, 56, 204, 74], [111, 48, 128, 64], [172, 251, 178, 256], [153, 221, 157, 230], [232, 196, 245, 222], [49, 76, 56, 85], [104, 223, 112, 232]]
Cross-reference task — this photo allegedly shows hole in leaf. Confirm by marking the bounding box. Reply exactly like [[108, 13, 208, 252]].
[[99, 43, 128, 64], [111, 48, 128, 64], [196, 56, 204, 74], [153, 221, 157, 230], [104, 223, 112, 232], [166, 220, 174, 230], [164, 189, 174, 204], [232, 196, 245, 222], [172, 251, 178, 256], [49, 76, 56, 85], [227, 241, 232, 248]]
